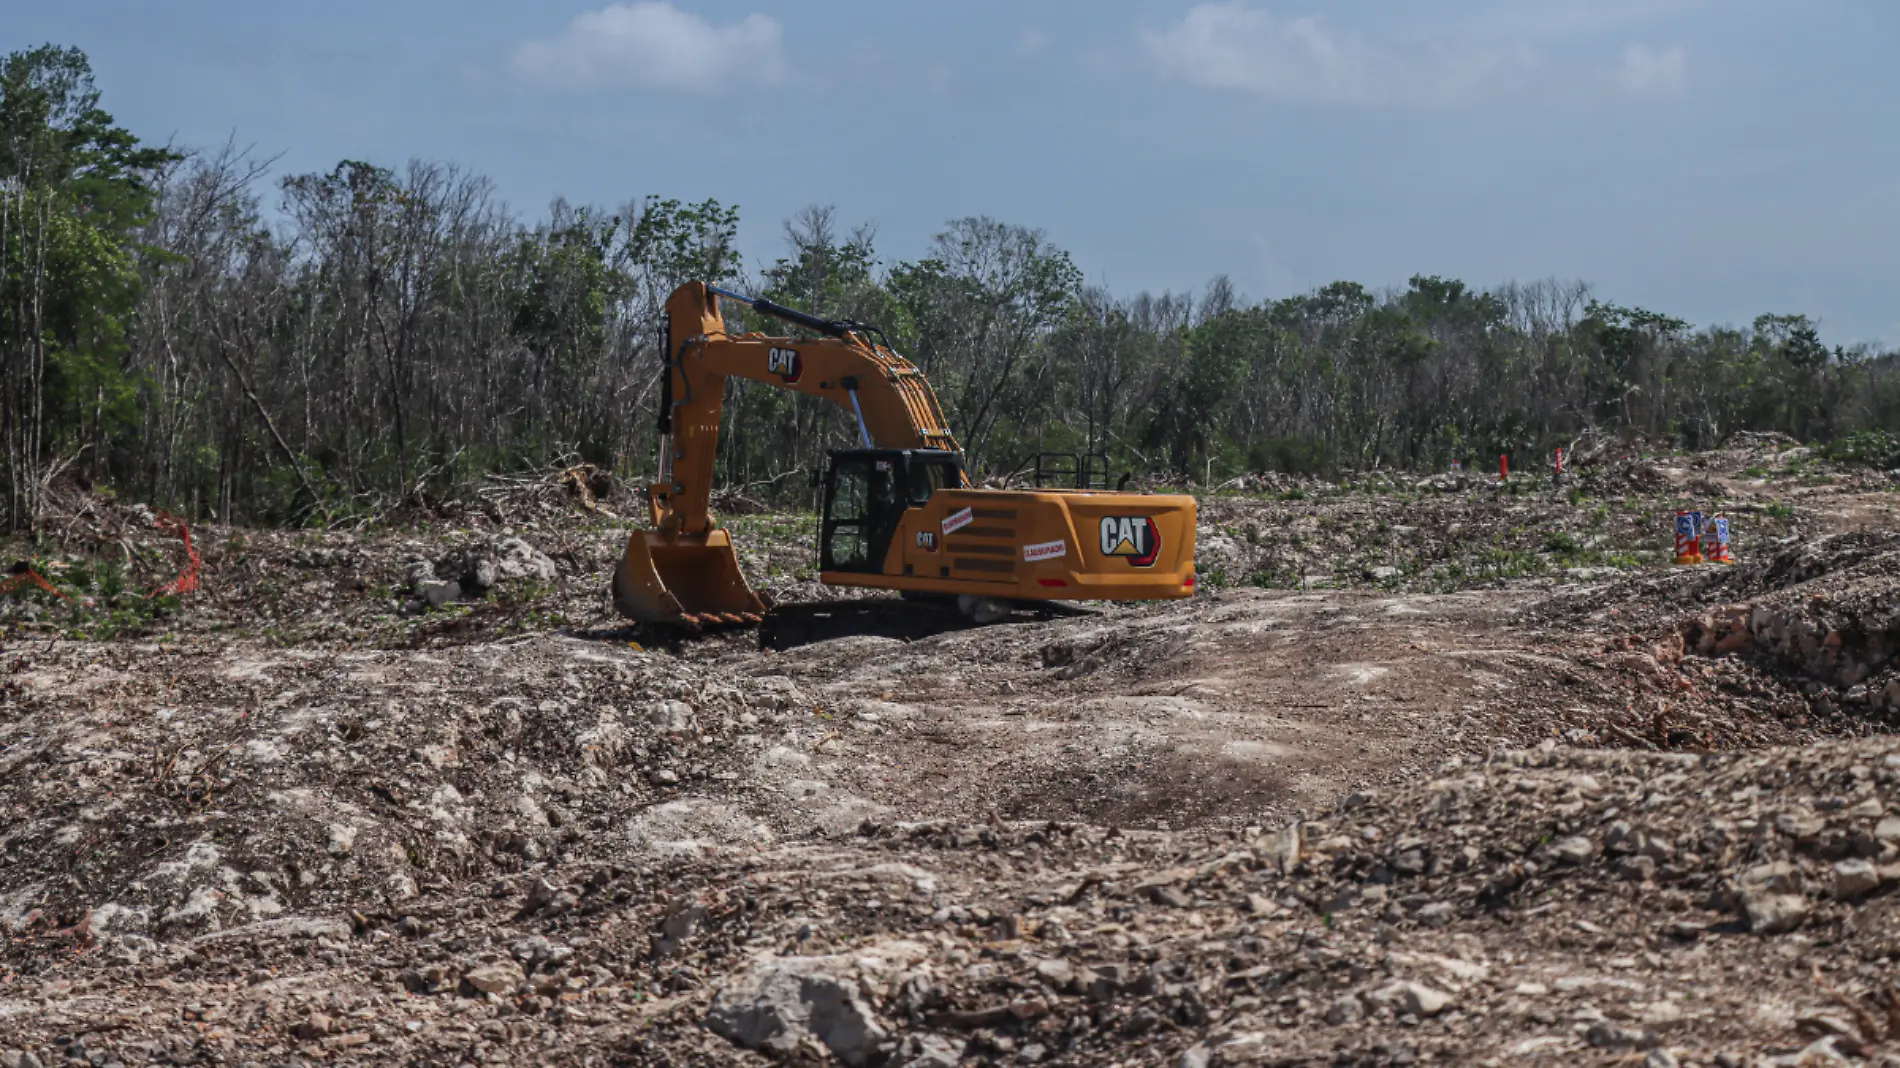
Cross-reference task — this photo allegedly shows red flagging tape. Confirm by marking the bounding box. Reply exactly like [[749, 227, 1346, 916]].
[[0, 513, 200, 604], [0, 569, 72, 601], [148, 513, 200, 597]]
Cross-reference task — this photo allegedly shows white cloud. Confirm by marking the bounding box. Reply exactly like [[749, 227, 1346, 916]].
[[513, 2, 788, 93], [1016, 27, 1048, 59], [1140, 4, 1536, 107], [1613, 44, 1688, 96], [1142, 3, 1691, 107]]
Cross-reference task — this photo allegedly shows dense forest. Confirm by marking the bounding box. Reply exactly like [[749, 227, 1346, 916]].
[[3, 44, 1896, 529]]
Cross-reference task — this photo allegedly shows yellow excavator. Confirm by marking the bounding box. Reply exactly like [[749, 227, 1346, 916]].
[[611, 281, 1197, 625]]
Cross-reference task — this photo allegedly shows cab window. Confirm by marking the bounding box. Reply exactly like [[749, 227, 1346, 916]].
[[907, 460, 958, 506], [825, 458, 871, 569]]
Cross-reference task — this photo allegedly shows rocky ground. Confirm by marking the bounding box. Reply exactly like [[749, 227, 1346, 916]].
[[3, 439, 1900, 1066]]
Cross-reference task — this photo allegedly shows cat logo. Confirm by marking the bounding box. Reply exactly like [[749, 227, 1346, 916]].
[[766, 347, 802, 383], [1099, 515, 1161, 567], [915, 531, 937, 552]]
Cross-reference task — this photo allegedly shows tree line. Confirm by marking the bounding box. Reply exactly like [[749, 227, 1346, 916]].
[[3, 44, 1896, 529]]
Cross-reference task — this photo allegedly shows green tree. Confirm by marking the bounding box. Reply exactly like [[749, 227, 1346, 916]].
[[888, 217, 1080, 470], [0, 44, 177, 527]]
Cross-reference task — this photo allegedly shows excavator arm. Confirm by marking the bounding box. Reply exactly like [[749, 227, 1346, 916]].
[[649, 281, 960, 537], [614, 281, 962, 624]]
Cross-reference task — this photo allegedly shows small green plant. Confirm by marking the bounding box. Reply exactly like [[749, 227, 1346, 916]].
[[1765, 501, 1795, 519], [65, 593, 182, 640], [1823, 430, 1900, 470], [1244, 567, 1293, 589], [1543, 530, 1583, 555], [1472, 547, 1549, 581], [98, 563, 127, 600]]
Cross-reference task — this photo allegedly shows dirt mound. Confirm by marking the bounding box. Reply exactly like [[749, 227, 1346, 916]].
[[1674, 533, 1900, 721]]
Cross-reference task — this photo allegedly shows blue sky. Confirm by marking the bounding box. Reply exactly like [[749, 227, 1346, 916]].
[[13, 1, 1900, 344]]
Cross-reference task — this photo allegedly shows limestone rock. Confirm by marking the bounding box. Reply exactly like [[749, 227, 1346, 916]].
[[1370, 980, 1453, 1017], [462, 960, 526, 996], [493, 537, 558, 583], [1832, 858, 1881, 901], [707, 955, 889, 1066], [1742, 892, 1809, 935]]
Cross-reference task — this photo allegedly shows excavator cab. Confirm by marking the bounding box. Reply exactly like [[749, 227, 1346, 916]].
[[820, 449, 965, 573]]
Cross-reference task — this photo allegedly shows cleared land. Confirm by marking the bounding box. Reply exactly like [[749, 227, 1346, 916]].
[[4, 439, 1900, 1066]]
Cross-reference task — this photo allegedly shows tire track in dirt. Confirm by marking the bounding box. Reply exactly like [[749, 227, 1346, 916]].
[[761, 588, 1536, 834]]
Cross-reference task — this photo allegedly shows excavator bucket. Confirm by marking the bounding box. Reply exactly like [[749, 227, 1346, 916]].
[[611, 529, 766, 626]]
